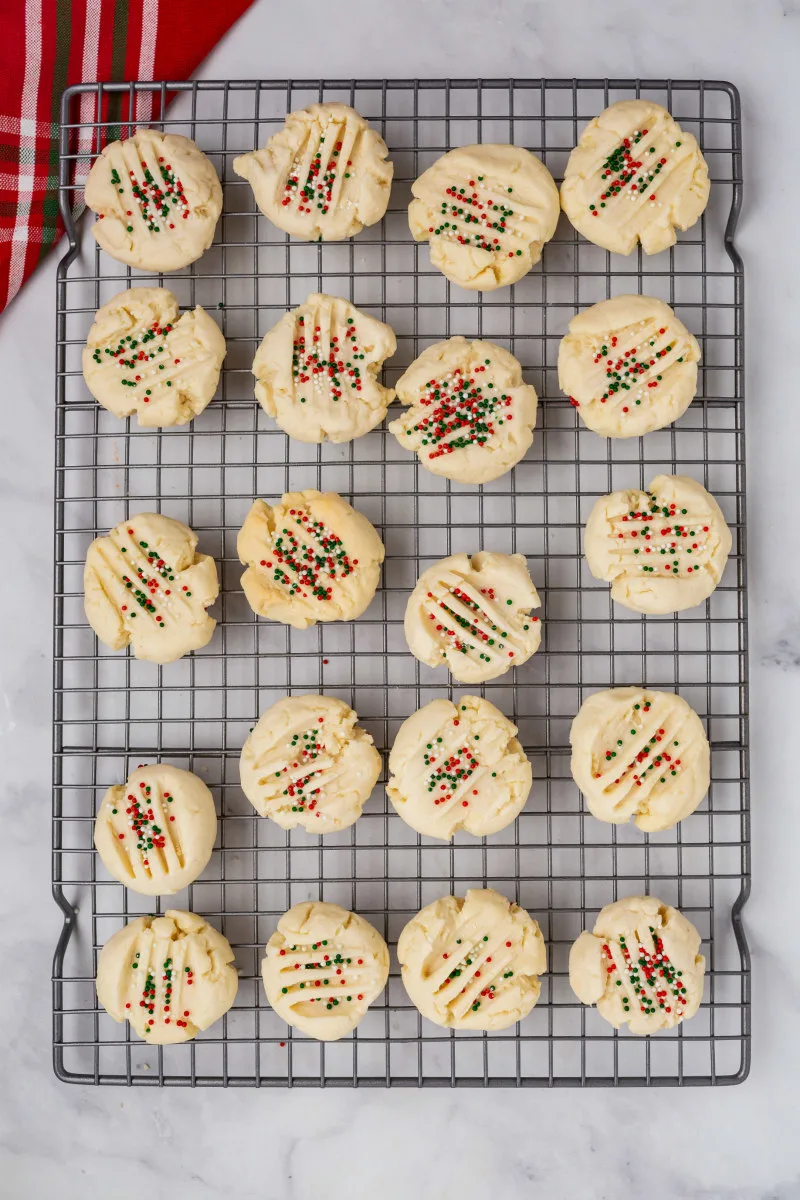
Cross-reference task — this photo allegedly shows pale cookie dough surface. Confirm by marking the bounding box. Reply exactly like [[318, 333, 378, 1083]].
[[85, 129, 222, 271], [96, 910, 238, 1044], [398, 888, 546, 1031], [94, 764, 218, 895], [253, 293, 395, 443], [387, 696, 532, 839], [570, 687, 710, 832], [584, 474, 731, 614], [84, 512, 219, 664], [409, 144, 559, 290], [262, 902, 389, 1041], [237, 490, 384, 629], [404, 551, 541, 683], [233, 103, 392, 241], [561, 100, 710, 256], [569, 896, 705, 1035], [240, 694, 382, 833], [559, 294, 700, 438], [389, 337, 537, 483], [82, 287, 226, 428]]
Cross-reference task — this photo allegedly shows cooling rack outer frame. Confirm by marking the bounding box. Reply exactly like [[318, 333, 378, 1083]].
[[52, 78, 750, 1088]]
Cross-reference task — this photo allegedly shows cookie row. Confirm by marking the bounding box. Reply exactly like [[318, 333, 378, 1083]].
[[85, 99, 709, 281], [83, 287, 703, 453], [95, 681, 709, 898], [83, 475, 731, 671], [95, 892, 705, 1044]]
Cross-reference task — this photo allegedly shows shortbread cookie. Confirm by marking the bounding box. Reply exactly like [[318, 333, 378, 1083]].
[[262, 902, 390, 1040], [388, 696, 531, 839], [253, 293, 396, 443], [234, 103, 392, 241], [84, 513, 219, 663], [409, 144, 559, 290], [94, 764, 217, 895], [96, 910, 238, 1044], [389, 337, 537, 483], [584, 474, 731, 614], [82, 288, 226, 428], [559, 295, 700, 437], [398, 888, 546, 1031], [569, 896, 705, 1035], [561, 101, 710, 255], [240, 695, 381, 833], [237, 490, 384, 629], [85, 129, 222, 271], [570, 687, 710, 832], [404, 551, 541, 683]]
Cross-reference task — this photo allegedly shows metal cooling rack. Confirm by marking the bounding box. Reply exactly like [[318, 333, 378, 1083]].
[[53, 78, 749, 1087]]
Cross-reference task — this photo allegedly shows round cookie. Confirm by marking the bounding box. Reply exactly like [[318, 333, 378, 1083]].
[[397, 888, 546, 1031], [252, 293, 396, 443], [388, 337, 537, 484], [94, 763, 218, 894], [82, 287, 226, 428], [85, 129, 222, 271], [237, 490, 384, 630], [262, 902, 389, 1041], [561, 100, 710, 256], [570, 687, 710, 832], [404, 551, 541, 684], [96, 909, 238, 1044], [387, 696, 532, 839], [240, 695, 382, 833], [84, 512, 219, 664], [559, 294, 700, 438], [408, 144, 559, 290], [233, 103, 392, 241], [569, 896, 705, 1035], [583, 473, 732, 614]]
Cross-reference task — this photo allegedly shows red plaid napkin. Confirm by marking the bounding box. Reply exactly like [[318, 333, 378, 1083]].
[[0, 0, 255, 313]]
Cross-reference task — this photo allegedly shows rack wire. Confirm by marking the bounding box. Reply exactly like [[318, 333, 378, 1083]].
[[52, 78, 749, 1087]]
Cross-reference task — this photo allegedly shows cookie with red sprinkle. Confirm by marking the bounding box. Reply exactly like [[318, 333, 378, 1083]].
[[569, 896, 705, 1035], [234, 103, 392, 241], [561, 101, 709, 255], [237, 490, 384, 629], [389, 336, 537, 483], [85, 129, 222, 271]]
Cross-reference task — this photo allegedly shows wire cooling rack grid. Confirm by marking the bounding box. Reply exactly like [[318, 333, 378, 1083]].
[[53, 78, 748, 1087]]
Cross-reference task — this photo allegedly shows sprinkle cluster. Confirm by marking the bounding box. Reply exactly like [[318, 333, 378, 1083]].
[[586, 326, 680, 414], [614, 496, 711, 576], [443, 933, 506, 1014], [129, 952, 194, 1033], [589, 130, 683, 214], [429, 175, 523, 257], [292, 313, 365, 404], [425, 585, 532, 664], [109, 157, 189, 233], [282, 129, 352, 214], [274, 721, 327, 814], [424, 722, 479, 806], [118, 530, 187, 628], [594, 700, 683, 789], [93, 319, 177, 397], [409, 361, 512, 459], [112, 779, 176, 863], [603, 928, 689, 1018], [278, 940, 367, 1011], [259, 508, 355, 602]]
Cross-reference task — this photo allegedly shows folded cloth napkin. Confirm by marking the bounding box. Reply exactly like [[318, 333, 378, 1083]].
[[0, 0, 255, 313]]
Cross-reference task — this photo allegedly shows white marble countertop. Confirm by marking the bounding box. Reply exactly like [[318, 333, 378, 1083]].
[[1, 1, 798, 1196]]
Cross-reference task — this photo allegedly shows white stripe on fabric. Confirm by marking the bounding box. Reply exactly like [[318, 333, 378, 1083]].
[[7, 0, 44, 306]]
